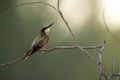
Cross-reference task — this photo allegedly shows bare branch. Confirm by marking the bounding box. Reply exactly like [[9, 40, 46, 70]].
[[103, 3, 120, 43], [112, 58, 115, 78], [107, 58, 115, 80], [0, 1, 58, 16], [96, 41, 108, 80], [0, 42, 104, 66], [39, 44, 104, 52], [57, 0, 78, 45], [97, 54, 103, 80], [0, 54, 27, 66]]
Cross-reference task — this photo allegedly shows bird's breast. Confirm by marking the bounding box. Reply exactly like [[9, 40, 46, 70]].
[[38, 36, 49, 47]]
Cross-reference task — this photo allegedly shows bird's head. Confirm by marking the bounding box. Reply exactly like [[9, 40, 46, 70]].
[[41, 23, 54, 34]]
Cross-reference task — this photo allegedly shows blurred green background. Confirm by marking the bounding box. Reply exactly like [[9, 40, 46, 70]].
[[0, 0, 120, 80]]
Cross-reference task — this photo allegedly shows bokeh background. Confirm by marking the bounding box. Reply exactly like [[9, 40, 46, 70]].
[[0, 0, 120, 80]]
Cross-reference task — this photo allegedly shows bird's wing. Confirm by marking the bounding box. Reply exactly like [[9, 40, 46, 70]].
[[31, 35, 42, 47]]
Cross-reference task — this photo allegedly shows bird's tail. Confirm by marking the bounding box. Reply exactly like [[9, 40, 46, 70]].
[[23, 46, 41, 60], [23, 49, 33, 60]]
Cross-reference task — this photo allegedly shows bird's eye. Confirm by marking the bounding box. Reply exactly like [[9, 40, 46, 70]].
[[45, 28, 50, 33]]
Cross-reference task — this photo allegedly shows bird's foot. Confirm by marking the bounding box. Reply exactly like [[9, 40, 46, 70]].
[[24, 56, 30, 60]]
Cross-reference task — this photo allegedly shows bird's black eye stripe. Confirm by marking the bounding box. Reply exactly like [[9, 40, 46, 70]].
[[41, 23, 54, 32]]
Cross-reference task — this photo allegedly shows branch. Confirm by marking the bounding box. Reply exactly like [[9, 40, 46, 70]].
[[96, 41, 108, 80], [109, 58, 115, 80], [0, 54, 27, 66], [0, 42, 104, 66], [108, 59, 120, 80], [57, 0, 78, 45], [103, 3, 120, 43], [0, 1, 58, 16], [39, 44, 105, 52]]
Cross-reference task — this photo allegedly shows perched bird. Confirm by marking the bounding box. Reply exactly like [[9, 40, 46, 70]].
[[24, 23, 54, 60], [0, 23, 54, 66]]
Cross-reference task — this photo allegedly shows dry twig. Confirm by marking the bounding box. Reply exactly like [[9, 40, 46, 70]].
[[103, 3, 120, 42], [0, 2, 58, 16]]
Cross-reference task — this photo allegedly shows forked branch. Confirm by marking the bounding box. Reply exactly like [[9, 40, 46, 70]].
[[0, 42, 104, 66]]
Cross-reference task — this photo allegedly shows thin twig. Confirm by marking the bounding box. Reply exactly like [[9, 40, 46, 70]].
[[111, 58, 114, 79], [0, 54, 27, 66], [79, 46, 98, 64], [0, 1, 58, 16], [103, 2, 120, 42], [98, 63, 103, 80], [108, 58, 115, 80], [57, 0, 78, 45]]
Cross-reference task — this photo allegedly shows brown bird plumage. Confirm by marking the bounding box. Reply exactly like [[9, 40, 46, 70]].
[[24, 23, 54, 60]]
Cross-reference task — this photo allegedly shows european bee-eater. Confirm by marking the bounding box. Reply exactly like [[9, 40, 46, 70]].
[[0, 23, 54, 66], [24, 23, 54, 60]]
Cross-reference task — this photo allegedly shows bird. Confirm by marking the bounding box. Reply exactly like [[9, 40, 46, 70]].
[[0, 23, 54, 66], [24, 23, 54, 60]]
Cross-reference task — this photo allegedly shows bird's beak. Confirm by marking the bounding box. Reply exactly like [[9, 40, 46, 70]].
[[47, 23, 54, 28]]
